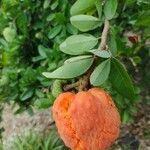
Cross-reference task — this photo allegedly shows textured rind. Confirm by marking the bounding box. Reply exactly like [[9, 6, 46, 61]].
[[52, 88, 120, 150]]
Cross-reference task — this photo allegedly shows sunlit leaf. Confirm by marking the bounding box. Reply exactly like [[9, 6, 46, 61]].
[[104, 0, 118, 20], [43, 57, 94, 79], [70, 15, 100, 32], [70, 0, 97, 16], [60, 34, 98, 55], [90, 59, 110, 85], [20, 89, 34, 101], [95, 0, 102, 19]]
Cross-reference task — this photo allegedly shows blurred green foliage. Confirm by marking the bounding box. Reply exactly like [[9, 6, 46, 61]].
[[0, 0, 77, 113], [0, 128, 69, 150], [0, 0, 149, 124]]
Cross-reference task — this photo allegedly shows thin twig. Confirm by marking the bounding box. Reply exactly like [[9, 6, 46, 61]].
[[63, 82, 79, 91], [98, 18, 110, 50]]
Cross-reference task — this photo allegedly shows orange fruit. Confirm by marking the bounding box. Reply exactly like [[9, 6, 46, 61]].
[[53, 88, 120, 150]]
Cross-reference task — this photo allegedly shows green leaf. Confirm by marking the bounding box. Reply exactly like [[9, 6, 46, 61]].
[[90, 49, 111, 58], [132, 56, 142, 64], [35, 89, 45, 98], [70, 0, 97, 16], [70, 15, 100, 32], [43, 57, 93, 79], [43, 0, 51, 9], [47, 14, 55, 22], [64, 55, 93, 64], [32, 56, 45, 62], [66, 23, 78, 35], [136, 11, 150, 27], [20, 89, 34, 101], [108, 35, 117, 56], [60, 34, 98, 55], [90, 59, 110, 86], [48, 25, 62, 39], [109, 58, 135, 100], [16, 13, 28, 35], [122, 111, 131, 124], [35, 97, 54, 109], [95, 0, 102, 19], [51, 0, 59, 10], [3, 27, 16, 42], [104, 0, 118, 20], [38, 45, 50, 57]]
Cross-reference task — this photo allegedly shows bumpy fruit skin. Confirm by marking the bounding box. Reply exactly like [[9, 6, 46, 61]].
[[53, 88, 120, 150]]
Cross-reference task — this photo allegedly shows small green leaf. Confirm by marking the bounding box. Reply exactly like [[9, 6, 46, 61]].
[[70, 0, 97, 16], [3, 27, 16, 42], [60, 34, 98, 55], [38, 45, 50, 57], [51, 0, 59, 10], [70, 15, 100, 32], [35, 89, 45, 98], [90, 59, 110, 86], [20, 89, 34, 101], [47, 14, 55, 22], [64, 55, 93, 64], [90, 49, 111, 58], [122, 111, 131, 124], [132, 56, 142, 64], [66, 23, 78, 35], [43, 57, 93, 79], [104, 0, 118, 20], [43, 0, 51, 9], [32, 56, 45, 62], [35, 97, 54, 109], [95, 0, 102, 19], [109, 58, 135, 100], [48, 25, 62, 39]]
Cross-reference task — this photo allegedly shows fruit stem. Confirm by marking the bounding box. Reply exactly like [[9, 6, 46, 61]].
[[63, 82, 80, 91]]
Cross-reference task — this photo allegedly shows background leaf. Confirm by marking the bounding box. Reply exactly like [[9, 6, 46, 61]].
[[35, 97, 54, 109], [48, 25, 62, 39], [95, 0, 102, 19], [43, 0, 51, 9], [90, 59, 110, 85], [3, 27, 16, 42], [20, 89, 34, 101], [43, 57, 94, 79], [70, 15, 100, 32], [60, 34, 98, 55], [104, 0, 118, 20], [66, 23, 78, 35], [70, 0, 96, 16], [109, 58, 135, 100]]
